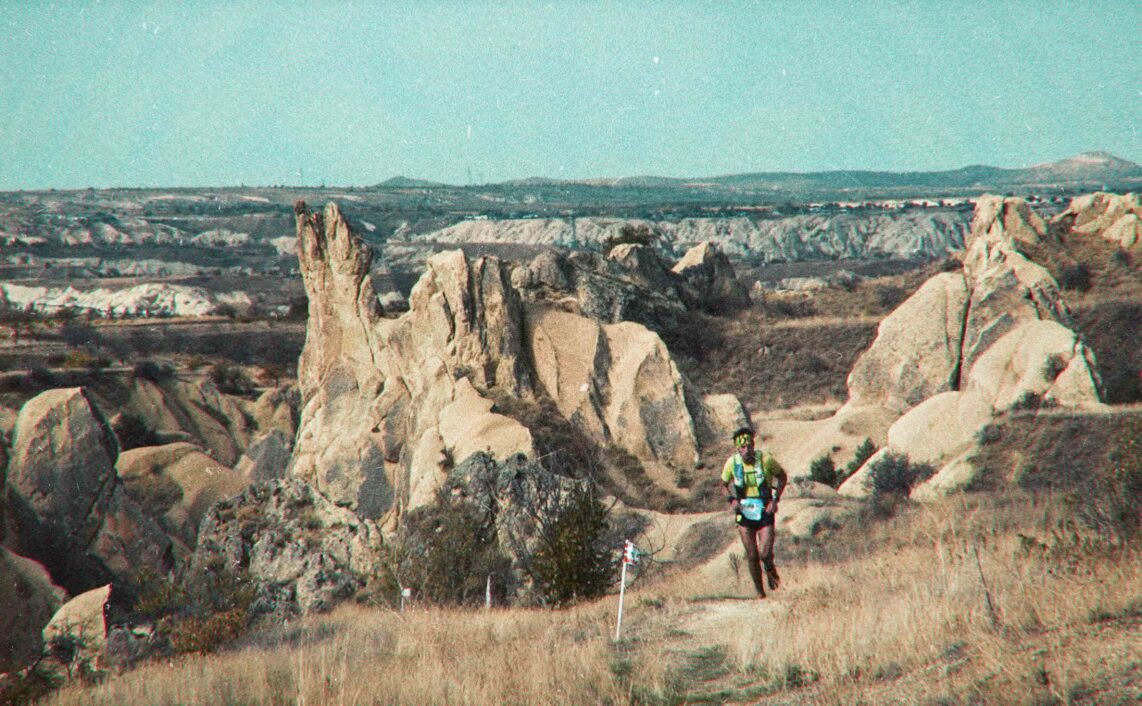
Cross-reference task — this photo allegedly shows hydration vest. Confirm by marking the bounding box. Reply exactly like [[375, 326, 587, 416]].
[[732, 451, 773, 521], [731, 451, 774, 503]]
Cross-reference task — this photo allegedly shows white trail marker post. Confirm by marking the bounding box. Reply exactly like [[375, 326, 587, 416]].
[[615, 539, 639, 641]]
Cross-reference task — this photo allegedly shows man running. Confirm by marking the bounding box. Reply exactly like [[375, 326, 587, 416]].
[[722, 426, 787, 598]]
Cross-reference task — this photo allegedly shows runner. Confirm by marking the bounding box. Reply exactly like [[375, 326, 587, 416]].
[[722, 427, 787, 598]]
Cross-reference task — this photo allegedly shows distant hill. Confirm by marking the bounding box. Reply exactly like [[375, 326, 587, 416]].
[[376, 176, 446, 188], [386, 152, 1142, 199]]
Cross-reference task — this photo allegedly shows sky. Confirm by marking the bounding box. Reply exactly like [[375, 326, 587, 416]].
[[1, 1, 1139, 190]]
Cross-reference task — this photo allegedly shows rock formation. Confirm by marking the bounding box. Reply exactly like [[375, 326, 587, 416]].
[[190, 478, 386, 616], [6, 389, 172, 594], [1052, 191, 1141, 249], [290, 202, 729, 528], [832, 195, 1103, 499]]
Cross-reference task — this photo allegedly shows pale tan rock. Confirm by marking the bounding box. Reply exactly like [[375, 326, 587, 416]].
[[970, 194, 1049, 247], [1103, 213, 1142, 248], [846, 272, 968, 412], [966, 319, 1101, 412], [407, 426, 447, 511], [527, 306, 701, 480], [911, 451, 980, 501], [671, 241, 751, 311], [695, 393, 750, 449], [42, 584, 109, 669], [1057, 192, 1142, 239], [438, 377, 534, 464], [117, 442, 246, 546], [837, 447, 885, 499], [886, 391, 993, 466]]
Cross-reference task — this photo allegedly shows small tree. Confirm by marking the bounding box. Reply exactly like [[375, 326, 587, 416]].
[[809, 454, 838, 487], [602, 223, 659, 255], [531, 486, 617, 605], [868, 451, 934, 497], [843, 438, 878, 481]]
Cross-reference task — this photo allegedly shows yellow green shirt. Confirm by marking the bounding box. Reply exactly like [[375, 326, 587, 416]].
[[721, 451, 786, 498]]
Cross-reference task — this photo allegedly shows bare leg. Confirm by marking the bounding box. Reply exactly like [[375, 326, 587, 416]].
[[737, 525, 765, 598], [758, 525, 779, 589]]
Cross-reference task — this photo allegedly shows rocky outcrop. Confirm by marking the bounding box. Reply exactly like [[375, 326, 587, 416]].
[[417, 208, 971, 262], [116, 442, 247, 551], [513, 248, 688, 331], [290, 203, 535, 525], [6, 389, 171, 594], [0, 282, 251, 318], [671, 241, 751, 312], [513, 242, 747, 328], [527, 307, 699, 487], [291, 203, 722, 526], [834, 196, 1103, 499], [114, 377, 257, 467], [1053, 191, 1141, 248], [0, 547, 65, 673], [190, 479, 385, 616]]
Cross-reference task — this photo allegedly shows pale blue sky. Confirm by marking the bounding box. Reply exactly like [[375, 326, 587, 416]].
[[1, 1, 1139, 189]]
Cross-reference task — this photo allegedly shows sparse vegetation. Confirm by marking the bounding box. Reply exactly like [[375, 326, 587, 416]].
[[868, 451, 935, 497], [809, 453, 838, 487]]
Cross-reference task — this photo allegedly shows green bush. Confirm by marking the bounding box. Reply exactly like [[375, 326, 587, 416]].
[[602, 223, 659, 256], [809, 454, 837, 487], [843, 438, 878, 481], [532, 487, 618, 605], [398, 498, 514, 607], [868, 451, 935, 497], [134, 562, 256, 656], [209, 362, 255, 395]]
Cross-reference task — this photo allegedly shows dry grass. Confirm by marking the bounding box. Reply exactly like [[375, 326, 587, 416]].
[[42, 488, 1140, 705]]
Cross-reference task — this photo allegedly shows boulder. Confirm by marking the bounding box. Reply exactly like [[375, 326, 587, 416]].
[[116, 442, 247, 548], [235, 429, 293, 484], [0, 547, 65, 673], [527, 307, 700, 485], [965, 319, 1102, 412], [671, 241, 751, 312], [6, 388, 171, 594], [1054, 192, 1142, 248], [40, 584, 110, 678], [191, 479, 386, 617], [845, 272, 968, 412]]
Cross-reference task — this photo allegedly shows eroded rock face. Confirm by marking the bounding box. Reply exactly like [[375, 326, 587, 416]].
[[845, 195, 1100, 417], [116, 442, 247, 551], [290, 202, 535, 523], [671, 241, 751, 313], [190, 479, 385, 616], [846, 272, 969, 413], [835, 195, 1104, 498], [527, 307, 699, 488], [290, 202, 720, 525], [6, 389, 171, 593], [1054, 191, 1142, 248]]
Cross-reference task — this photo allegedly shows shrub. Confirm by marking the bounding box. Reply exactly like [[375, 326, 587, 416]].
[[398, 498, 514, 607], [868, 451, 935, 497], [532, 487, 618, 605], [602, 223, 659, 256], [843, 438, 878, 481], [809, 454, 837, 487], [132, 359, 175, 383], [209, 362, 254, 395], [134, 562, 256, 656]]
